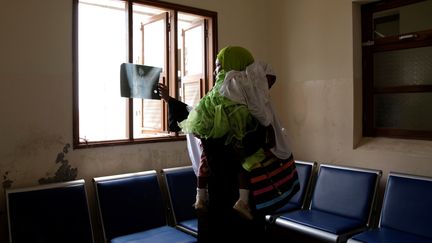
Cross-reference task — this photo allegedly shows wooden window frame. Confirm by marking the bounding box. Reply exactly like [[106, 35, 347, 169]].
[[72, 0, 218, 149], [361, 0, 432, 140]]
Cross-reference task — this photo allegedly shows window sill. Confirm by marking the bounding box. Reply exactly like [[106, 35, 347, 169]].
[[355, 136, 432, 157], [73, 134, 186, 149]]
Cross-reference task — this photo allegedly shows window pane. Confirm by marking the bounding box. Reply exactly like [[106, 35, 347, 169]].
[[132, 4, 165, 65], [178, 13, 205, 107], [132, 4, 166, 138], [374, 13, 399, 39], [374, 93, 432, 130], [184, 25, 204, 76], [373, 0, 432, 39], [374, 46, 432, 87], [78, 0, 128, 142], [183, 76, 201, 107]]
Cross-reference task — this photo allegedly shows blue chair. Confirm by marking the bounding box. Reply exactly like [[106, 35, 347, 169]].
[[161, 166, 198, 236], [6, 179, 94, 243], [348, 172, 432, 243], [93, 170, 196, 243], [266, 160, 317, 223], [274, 164, 382, 243]]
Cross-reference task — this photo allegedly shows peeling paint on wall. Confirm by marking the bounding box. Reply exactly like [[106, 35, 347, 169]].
[[38, 143, 78, 184], [2, 171, 13, 189]]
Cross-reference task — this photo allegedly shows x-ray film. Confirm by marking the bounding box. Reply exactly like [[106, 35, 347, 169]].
[[120, 63, 162, 99]]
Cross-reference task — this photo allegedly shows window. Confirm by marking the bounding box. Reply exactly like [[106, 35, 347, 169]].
[[73, 0, 217, 148], [361, 0, 432, 140]]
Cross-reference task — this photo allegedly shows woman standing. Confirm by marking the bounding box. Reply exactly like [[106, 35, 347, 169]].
[[179, 46, 267, 242], [159, 46, 270, 242]]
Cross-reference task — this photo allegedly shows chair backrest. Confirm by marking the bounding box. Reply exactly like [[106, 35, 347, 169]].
[[93, 170, 166, 242], [6, 179, 94, 243], [310, 164, 381, 225], [379, 172, 432, 238], [161, 166, 197, 224], [276, 160, 316, 213]]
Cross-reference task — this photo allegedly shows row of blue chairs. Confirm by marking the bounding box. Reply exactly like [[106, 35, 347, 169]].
[[348, 172, 432, 243], [5, 168, 198, 243], [6, 179, 94, 243], [6, 162, 432, 243], [268, 162, 381, 242], [93, 169, 197, 243], [267, 162, 432, 243]]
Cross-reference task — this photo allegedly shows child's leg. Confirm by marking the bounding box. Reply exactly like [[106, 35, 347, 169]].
[[195, 149, 209, 210], [234, 168, 253, 220], [238, 168, 250, 203], [196, 175, 208, 202]]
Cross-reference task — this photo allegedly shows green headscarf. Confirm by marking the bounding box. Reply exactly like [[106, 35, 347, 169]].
[[179, 46, 257, 143], [217, 46, 254, 72]]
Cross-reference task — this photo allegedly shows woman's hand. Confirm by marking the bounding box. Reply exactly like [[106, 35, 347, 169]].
[[157, 83, 171, 102]]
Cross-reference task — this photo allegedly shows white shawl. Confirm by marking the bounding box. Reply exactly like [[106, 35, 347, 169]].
[[219, 61, 292, 159]]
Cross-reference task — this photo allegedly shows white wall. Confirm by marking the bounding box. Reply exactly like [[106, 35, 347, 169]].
[[0, 0, 275, 241], [267, 0, 432, 191], [1, 0, 431, 242]]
